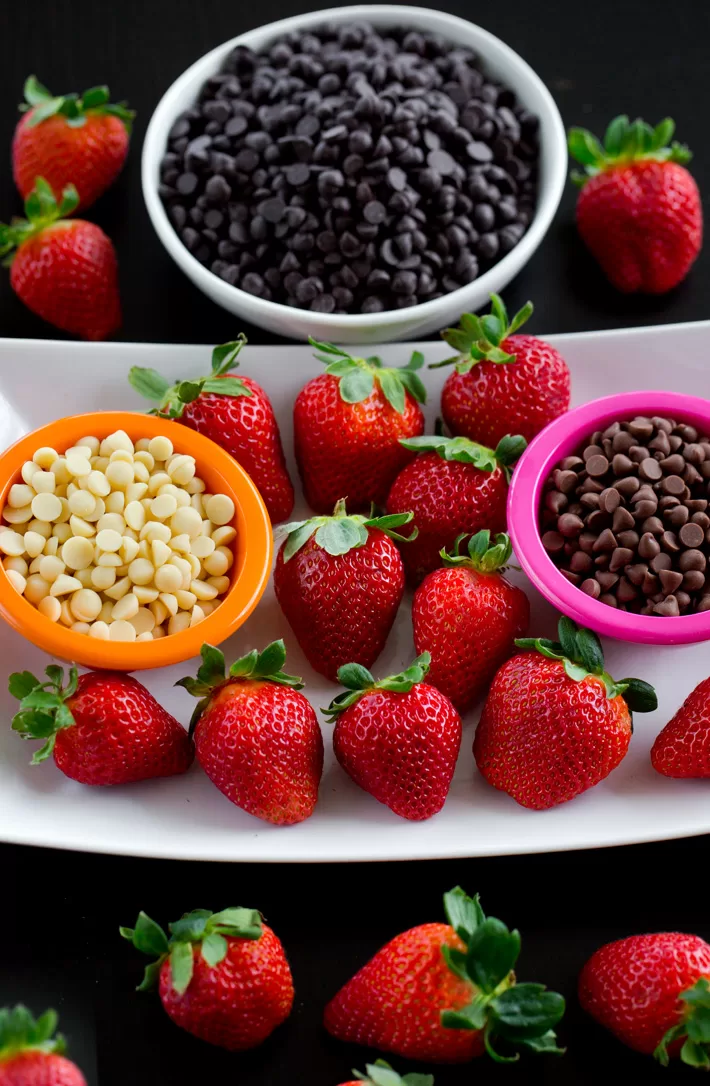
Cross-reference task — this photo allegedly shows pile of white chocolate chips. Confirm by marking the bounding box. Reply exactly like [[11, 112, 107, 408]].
[[0, 430, 237, 641]]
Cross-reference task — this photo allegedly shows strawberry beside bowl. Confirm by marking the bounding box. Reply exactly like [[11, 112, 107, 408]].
[[0, 412, 272, 670], [507, 391, 710, 646], [141, 4, 567, 344]]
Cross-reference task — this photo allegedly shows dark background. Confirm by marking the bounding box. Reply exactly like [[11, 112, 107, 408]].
[[1, 1, 709, 1083]]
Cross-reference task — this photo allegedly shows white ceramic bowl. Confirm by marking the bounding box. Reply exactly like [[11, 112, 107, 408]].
[[142, 5, 567, 343]]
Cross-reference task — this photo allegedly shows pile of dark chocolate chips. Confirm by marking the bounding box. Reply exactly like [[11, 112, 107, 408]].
[[158, 21, 539, 314], [541, 416, 710, 616]]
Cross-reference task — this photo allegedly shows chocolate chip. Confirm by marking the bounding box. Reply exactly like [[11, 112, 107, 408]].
[[654, 596, 680, 616], [666, 505, 689, 529], [684, 569, 706, 592], [561, 569, 581, 586], [628, 417, 654, 440], [579, 532, 597, 553], [633, 500, 658, 520], [600, 488, 621, 514], [662, 475, 686, 496], [570, 551, 593, 573], [593, 528, 617, 552], [615, 477, 640, 498], [557, 513, 584, 538], [642, 571, 660, 596], [617, 578, 638, 603], [651, 553, 672, 572], [617, 531, 640, 550], [628, 445, 651, 463], [587, 454, 609, 478], [638, 457, 662, 482], [542, 531, 565, 554], [626, 563, 648, 587], [638, 533, 661, 560], [679, 521, 705, 548], [659, 454, 685, 474], [600, 593, 618, 608], [649, 431, 671, 456], [596, 571, 619, 591], [612, 453, 634, 476], [612, 506, 635, 532], [679, 547, 706, 574], [581, 578, 601, 598], [609, 547, 634, 573], [659, 568, 683, 595], [583, 444, 604, 462]]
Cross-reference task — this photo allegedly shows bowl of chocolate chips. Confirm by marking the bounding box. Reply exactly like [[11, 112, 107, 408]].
[[142, 5, 566, 343], [508, 391, 710, 645]]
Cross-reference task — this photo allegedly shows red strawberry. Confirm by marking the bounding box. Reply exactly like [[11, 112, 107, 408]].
[[325, 886, 565, 1064], [579, 932, 710, 1068], [325, 653, 461, 820], [12, 76, 133, 211], [122, 906, 293, 1051], [129, 336, 294, 523], [0, 1006, 86, 1086], [568, 114, 702, 293], [386, 433, 525, 585], [294, 341, 426, 514], [473, 617, 657, 809], [9, 665, 193, 786], [274, 501, 416, 681], [412, 531, 530, 713], [651, 676, 710, 778], [0, 179, 120, 341], [338, 1060, 433, 1086], [435, 294, 570, 448], [178, 641, 322, 825]]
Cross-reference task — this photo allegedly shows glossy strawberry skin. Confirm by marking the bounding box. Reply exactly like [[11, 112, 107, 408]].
[[651, 676, 710, 778], [0, 1051, 86, 1086], [333, 685, 461, 820], [274, 529, 405, 682], [13, 110, 129, 211], [193, 678, 323, 825], [159, 924, 294, 1051], [579, 932, 710, 1055], [576, 160, 702, 293], [441, 333, 570, 448], [386, 454, 509, 585], [294, 374, 424, 514], [176, 374, 293, 523], [9, 221, 120, 341], [474, 653, 631, 809], [56, 672, 193, 786], [324, 922, 484, 1064], [413, 566, 529, 712]]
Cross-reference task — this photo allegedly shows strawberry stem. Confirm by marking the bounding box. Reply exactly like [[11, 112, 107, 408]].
[[120, 907, 262, 995], [353, 1060, 434, 1085], [279, 499, 417, 561], [439, 887, 566, 1060], [0, 1006, 66, 1059], [323, 653, 431, 719], [20, 74, 135, 133], [433, 294, 534, 371], [568, 115, 692, 186], [654, 978, 710, 1068], [0, 177, 78, 264], [8, 664, 78, 764], [128, 335, 251, 418], [399, 433, 526, 479], [440, 530, 513, 573], [309, 337, 427, 414]]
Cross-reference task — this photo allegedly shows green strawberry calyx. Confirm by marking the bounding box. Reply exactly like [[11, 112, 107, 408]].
[[440, 530, 513, 573], [323, 652, 431, 720], [655, 977, 710, 1069], [129, 335, 252, 418], [0, 177, 78, 266], [279, 499, 417, 561], [177, 641, 304, 733], [309, 338, 427, 415], [440, 887, 566, 1062], [434, 294, 534, 370], [568, 115, 692, 187], [120, 907, 262, 995], [515, 616, 657, 709], [8, 664, 79, 764], [0, 1005, 66, 1061], [399, 433, 526, 482], [352, 1059, 433, 1086], [20, 74, 135, 133]]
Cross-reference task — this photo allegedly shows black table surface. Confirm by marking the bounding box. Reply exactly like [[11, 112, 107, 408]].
[[1, 1, 709, 1083]]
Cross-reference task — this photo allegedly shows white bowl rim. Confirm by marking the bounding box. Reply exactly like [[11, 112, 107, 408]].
[[142, 4, 567, 331]]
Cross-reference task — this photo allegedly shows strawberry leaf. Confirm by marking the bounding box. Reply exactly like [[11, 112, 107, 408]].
[[8, 671, 41, 700], [465, 918, 521, 994], [201, 933, 228, 967], [22, 75, 53, 106], [122, 912, 170, 957], [315, 517, 368, 555], [169, 942, 194, 996], [0, 1004, 66, 1058], [379, 369, 406, 414], [338, 663, 375, 691], [340, 368, 375, 403], [443, 886, 484, 944], [128, 366, 171, 401]]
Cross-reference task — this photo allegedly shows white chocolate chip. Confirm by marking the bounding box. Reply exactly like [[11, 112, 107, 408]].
[[112, 593, 140, 621], [109, 619, 137, 642], [71, 621, 92, 635], [21, 461, 40, 485], [87, 470, 111, 497], [38, 555, 65, 583], [168, 611, 191, 636], [33, 447, 59, 469], [30, 493, 62, 522], [8, 483, 35, 508], [68, 490, 97, 518], [88, 620, 110, 639], [133, 584, 159, 604], [32, 471, 57, 495], [4, 556, 28, 576], [130, 607, 155, 636], [91, 565, 116, 591], [120, 536, 140, 564], [3, 506, 33, 525], [190, 604, 205, 626], [150, 493, 178, 520], [148, 436, 173, 461], [151, 539, 172, 567], [25, 574, 51, 603], [69, 515, 96, 539], [159, 592, 178, 616], [154, 563, 182, 593], [50, 574, 83, 597], [66, 453, 92, 477], [0, 530, 26, 557], [175, 589, 197, 610], [70, 588, 102, 622], [128, 558, 154, 585], [38, 595, 62, 622], [170, 506, 202, 539], [5, 569, 26, 594], [191, 535, 215, 559], [61, 536, 95, 571], [204, 494, 235, 526], [96, 528, 123, 553]]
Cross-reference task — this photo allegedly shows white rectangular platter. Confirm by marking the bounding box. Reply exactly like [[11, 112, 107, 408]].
[[1, 321, 710, 862]]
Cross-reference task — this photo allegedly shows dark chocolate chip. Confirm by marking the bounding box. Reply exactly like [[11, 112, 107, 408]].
[[581, 578, 601, 598], [593, 528, 617, 552], [638, 458, 662, 482], [654, 596, 680, 616], [662, 475, 686, 496], [586, 454, 609, 478], [679, 521, 705, 548], [542, 531, 565, 554]]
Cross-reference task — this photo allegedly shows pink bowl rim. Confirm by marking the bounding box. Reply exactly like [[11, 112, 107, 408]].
[[507, 390, 710, 645]]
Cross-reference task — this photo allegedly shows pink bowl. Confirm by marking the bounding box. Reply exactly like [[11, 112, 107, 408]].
[[507, 390, 710, 645]]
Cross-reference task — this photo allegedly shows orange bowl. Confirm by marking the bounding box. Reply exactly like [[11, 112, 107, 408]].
[[0, 412, 273, 670]]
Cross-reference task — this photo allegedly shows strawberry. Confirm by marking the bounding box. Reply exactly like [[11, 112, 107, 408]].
[[473, 617, 657, 809], [294, 340, 427, 514], [325, 885, 565, 1064], [434, 294, 570, 447], [0, 1006, 86, 1086], [568, 114, 702, 293], [651, 676, 710, 778], [121, 906, 293, 1051], [13, 75, 133, 211], [579, 932, 710, 1068], [412, 531, 530, 713], [325, 653, 461, 820], [9, 665, 193, 786], [178, 641, 322, 825], [0, 178, 120, 341], [274, 501, 416, 682], [129, 336, 294, 523], [385, 433, 525, 585], [338, 1060, 433, 1086]]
